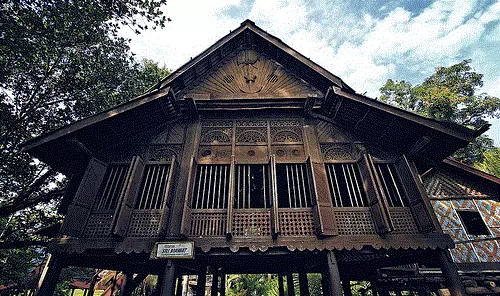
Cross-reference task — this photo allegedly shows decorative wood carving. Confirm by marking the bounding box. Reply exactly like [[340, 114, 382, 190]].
[[147, 144, 181, 162], [183, 49, 322, 99]]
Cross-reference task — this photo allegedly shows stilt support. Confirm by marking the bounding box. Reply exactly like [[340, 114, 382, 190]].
[[278, 274, 285, 296], [120, 273, 135, 296], [286, 273, 295, 296], [323, 251, 343, 296], [211, 270, 219, 296], [437, 249, 467, 296], [299, 272, 310, 296], [196, 270, 207, 296], [342, 280, 352, 296], [220, 273, 226, 296], [159, 260, 177, 296], [175, 275, 183, 296], [35, 253, 65, 296]]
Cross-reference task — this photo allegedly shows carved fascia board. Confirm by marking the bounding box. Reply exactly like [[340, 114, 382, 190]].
[[181, 49, 323, 99]]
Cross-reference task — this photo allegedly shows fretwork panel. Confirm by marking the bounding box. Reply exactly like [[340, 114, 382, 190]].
[[276, 163, 311, 208], [95, 164, 129, 210], [325, 163, 368, 207], [192, 164, 230, 209], [127, 210, 162, 237], [390, 207, 419, 234], [279, 209, 314, 236], [135, 164, 171, 209], [232, 211, 271, 237], [189, 210, 227, 236], [83, 212, 114, 238], [333, 208, 376, 235]]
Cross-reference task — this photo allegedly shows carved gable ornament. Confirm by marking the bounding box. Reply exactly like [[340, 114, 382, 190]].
[[183, 49, 322, 99]]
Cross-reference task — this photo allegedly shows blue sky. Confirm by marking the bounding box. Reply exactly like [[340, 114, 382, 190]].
[[122, 0, 500, 145]]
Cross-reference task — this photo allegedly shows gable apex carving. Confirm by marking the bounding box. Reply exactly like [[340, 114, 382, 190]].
[[181, 49, 322, 99]]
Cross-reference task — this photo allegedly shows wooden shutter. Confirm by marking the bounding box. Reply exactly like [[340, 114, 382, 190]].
[[307, 157, 338, 236], [112, 156, 145, 237], [60, 158, 107, 237], [358, 153, 392, 235], [394, 155, 436, 233], [180, 157, 197, 237], [226, 155, 235, 239], [158, 156, 177, 236], [269, 155, 280, 237]]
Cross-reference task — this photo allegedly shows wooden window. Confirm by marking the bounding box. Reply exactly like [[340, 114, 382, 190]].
[[325, 163, 368, 207], [457, 210, 490, 236], [192, 164, 231, 209], [94, 164, 129, 210], [374, 163, 408, 207], [276, 163, 311, 208], [234, 164, 270, 209], [135, 163, 172, 210]]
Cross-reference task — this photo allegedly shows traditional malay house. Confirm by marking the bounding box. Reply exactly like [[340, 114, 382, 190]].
[[23, 20, 495, 296]]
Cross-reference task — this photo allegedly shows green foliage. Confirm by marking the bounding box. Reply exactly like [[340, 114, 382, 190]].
[[474, 148, 500, 178], [227, 274, 279, 296], [380, 60, 500, 165]]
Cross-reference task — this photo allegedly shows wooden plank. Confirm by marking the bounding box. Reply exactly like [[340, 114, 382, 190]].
[[158, 157, 177, 236], [112, 156, 145, 237], [270, 155, 280, 237], [60, 158, 107, 237], [226, 155, 235, 239], [180, 157, 197, 237]]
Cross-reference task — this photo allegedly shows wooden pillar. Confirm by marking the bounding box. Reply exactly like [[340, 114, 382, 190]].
[[323, 251, 343, 296], [159, 260, 177, 296], [211, 271, 219, 296], [196, 271, 207, 296], [286, 273, 295, 296], [299, 272, 310, 296], [219, 273, 226, 296], [278, 274, 285, 296], [342, 280, 352, 296], [175, 275, 183, 296], [119, 273, 136, 296], [437, 249, 467, 296], [34, 254, 65, 296]]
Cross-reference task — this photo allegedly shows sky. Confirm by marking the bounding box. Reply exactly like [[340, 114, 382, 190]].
[[121, 0, 500, 145]]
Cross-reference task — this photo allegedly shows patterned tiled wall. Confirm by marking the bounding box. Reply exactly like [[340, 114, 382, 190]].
[[426, 171, 500, 263]]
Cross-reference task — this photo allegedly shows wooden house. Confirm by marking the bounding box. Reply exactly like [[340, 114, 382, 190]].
[[23, 20, 487, 296]]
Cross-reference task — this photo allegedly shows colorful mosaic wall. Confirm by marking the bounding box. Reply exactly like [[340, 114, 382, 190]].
[[426, 172, 500, 263]]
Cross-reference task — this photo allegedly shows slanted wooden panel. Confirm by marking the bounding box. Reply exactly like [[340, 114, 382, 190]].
[[269, 155, 280, 237], [180, 157, 197, 237], [395, 155, 436, 233], [60, 158, 107, 237], [226, 155, 236, 238], [358, 153, 392, 235], [112, 156, 145, 237], [307, 158, 338, 236]]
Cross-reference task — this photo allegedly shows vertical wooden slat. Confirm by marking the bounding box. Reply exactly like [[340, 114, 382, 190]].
[[112, 156, 145, 237], [394, 155, 437, 233], [357, 153, 392, 235], [158, 157, 176, 235], [181, 157, 197, 237], [226, 155, 235, 238], [61, 158, 108, 237]]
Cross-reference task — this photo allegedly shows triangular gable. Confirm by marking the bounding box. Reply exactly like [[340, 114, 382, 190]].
[[181, 48, 322, 99]]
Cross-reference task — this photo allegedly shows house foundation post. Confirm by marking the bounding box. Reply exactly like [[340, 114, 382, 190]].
[[119, 273, 135, 296], [211, 270, 219, 296], [195, 270, 207, 296], [437, 249, 467, 296], [286, 273, 295, 296], [159, 260, 177, 296], [278, 273, 285, 296], [323, 251, 343, 296], [34, 253, 65, 296], [299, 272, 310, 296]]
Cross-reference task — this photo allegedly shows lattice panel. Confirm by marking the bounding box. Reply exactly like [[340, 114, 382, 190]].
[[127, 211, 162, 237], [431, 200, 462, 229], [334, 209, 376, 235], [450, 243, 479, 263], [189, 211, 227, 236], [232, 211, 271, 237], [83, 212, 113, 238], [279, 210, 314, 236], [425, 172, 488, 198], [472, 241, 500, 262], [390, 208, 419, 234]]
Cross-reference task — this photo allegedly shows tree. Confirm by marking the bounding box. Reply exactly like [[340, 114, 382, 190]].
[[0, 0, 170, 288], [473, 148, 500, 178], [379, 60, 500, 165]]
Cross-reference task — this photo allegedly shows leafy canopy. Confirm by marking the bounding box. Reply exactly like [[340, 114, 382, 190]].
[[379, 60, 500, 165], [0, 0, 169, 286]]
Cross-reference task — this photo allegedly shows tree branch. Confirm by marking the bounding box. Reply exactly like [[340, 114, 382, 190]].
[[0, 188, 65, 218], [0, 240, 49, 249]]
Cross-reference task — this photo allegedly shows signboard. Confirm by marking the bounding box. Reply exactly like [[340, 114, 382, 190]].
[[151, 242, 194, 259]]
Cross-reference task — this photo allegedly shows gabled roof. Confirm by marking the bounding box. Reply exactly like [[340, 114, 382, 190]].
[[22, 19, 481, 174]]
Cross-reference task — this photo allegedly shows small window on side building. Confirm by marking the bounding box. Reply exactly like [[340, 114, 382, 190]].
[[457, 210, 490, 236]]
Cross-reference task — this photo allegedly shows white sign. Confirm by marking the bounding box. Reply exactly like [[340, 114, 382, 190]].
[[153, 242, 194, 259]]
